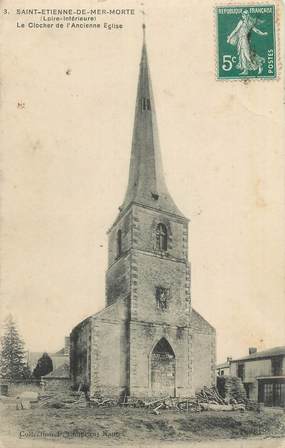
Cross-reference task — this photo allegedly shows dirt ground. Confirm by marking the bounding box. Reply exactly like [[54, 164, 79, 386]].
[[0, 397, 285, 446]]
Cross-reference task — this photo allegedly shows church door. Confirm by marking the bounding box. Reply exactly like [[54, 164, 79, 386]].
[[151, 338, 176, 397]]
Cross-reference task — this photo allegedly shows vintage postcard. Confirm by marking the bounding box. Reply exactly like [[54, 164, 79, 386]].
[[0, 0, 284, 447]]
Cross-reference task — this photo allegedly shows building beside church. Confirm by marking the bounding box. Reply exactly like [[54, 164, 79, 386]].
[[230, 346, 285, 407], [26, 336, 70, 372], [216, 357, 232, 376], [70, 28, 216, 398]]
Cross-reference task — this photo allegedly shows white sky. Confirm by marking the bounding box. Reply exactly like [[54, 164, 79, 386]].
[[1, 0, 284, 363]]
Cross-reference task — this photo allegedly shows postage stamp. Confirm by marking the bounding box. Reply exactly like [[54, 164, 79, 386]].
[[216, 5, 276, 80]]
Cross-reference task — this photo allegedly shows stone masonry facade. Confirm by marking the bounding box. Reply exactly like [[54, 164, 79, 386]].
[[70, 28, 216, 398]]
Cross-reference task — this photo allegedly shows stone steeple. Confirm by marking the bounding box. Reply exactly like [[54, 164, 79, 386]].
[[121, 25, 185, 218], [70, 25, 216, 401]]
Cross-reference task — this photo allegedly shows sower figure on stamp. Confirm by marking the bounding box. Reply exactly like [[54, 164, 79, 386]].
[[227, 10, 268, 75]]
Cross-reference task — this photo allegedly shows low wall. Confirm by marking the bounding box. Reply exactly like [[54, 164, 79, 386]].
[[44, 378, 72, 392], [0, 380, 41, 397]]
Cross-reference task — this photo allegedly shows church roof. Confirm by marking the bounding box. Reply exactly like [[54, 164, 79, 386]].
[[120, 26, 186, 219]]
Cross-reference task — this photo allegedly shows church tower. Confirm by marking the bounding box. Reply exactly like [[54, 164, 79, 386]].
[[70, 27, 215, 399], [106, 26, 192, 396]]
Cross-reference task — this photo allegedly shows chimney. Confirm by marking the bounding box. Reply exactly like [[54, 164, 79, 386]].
[[249, 347, 257, 355], [227, 356, 232, 363]]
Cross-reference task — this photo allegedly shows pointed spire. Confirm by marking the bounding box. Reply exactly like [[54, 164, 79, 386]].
[[120, 26, 184, 218]]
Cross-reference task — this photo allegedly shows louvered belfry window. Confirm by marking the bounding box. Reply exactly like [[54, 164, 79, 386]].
[[142, 97, 151, 111]]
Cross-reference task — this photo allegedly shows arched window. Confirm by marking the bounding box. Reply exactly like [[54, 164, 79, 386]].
[[152, 337, 175, 358], [156, 223, 167, 251], [117, 229, 122, 257]]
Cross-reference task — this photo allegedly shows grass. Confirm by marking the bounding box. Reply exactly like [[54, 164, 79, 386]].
[[1, 398, 285, 444]]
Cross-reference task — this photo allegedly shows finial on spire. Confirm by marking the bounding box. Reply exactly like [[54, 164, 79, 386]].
[[140, 3, 146, 42], [142, 23, 146, 42]]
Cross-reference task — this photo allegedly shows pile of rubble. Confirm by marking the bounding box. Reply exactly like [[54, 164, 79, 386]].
[[217, 376, 247, 402], [36, 384, 249, 413], [89, 386, 247, 414], [38, 390, 88, 409]]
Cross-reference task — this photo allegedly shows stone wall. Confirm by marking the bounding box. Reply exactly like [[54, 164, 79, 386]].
[[90, 298, 129, 397], [131, 251, 190, 326], [107, 210, 133, 267], [44, 378, 72, 392], [70, 317, 92, 388], [1, 381, 41, 397], [71, 199, 216, 399], [90, 320, 128, 397], [191, 309, 216, 392], [71, 306, 216, 398], [129, 321, 192, 397], [106, 208, 133, 307], [106, 253, 131, 306], [133, 206, 188, 261]]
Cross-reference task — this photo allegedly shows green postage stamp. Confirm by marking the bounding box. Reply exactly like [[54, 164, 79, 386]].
[[216, 5, 276, 80]]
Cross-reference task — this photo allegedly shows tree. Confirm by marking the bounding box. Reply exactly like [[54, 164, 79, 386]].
[[0, 314, 29, 380], [33, 352, 53, 378]]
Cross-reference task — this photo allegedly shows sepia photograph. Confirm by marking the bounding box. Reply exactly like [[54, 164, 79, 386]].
[[0, 1, 284, 447]]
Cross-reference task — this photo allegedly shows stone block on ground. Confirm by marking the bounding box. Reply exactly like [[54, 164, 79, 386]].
[[20, 391, 39, 402]]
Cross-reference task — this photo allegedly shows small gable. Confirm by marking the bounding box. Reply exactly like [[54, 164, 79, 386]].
[[43, 362, 70, 379], [191, 308, 215, 335]]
